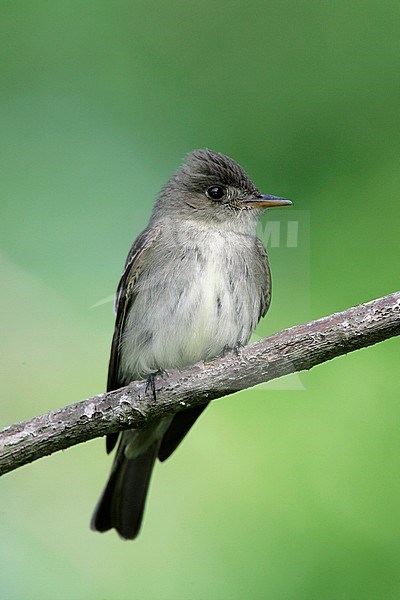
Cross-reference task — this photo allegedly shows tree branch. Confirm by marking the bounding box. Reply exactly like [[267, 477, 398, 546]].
[[1, 291, 399, 477]]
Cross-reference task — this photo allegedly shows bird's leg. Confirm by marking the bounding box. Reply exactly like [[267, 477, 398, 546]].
[[145, 368, 169, 402], [222, 341, 244, 357]]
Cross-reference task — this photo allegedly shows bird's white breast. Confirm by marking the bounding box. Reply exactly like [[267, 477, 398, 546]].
[[179, 232, 232, 360], [119, 225, 261, 381]]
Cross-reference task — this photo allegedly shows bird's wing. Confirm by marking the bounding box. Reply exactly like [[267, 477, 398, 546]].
[[255, 237, 272, 320], [106, 224, 162, 453]]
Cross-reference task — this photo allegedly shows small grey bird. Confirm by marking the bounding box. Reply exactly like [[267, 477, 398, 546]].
[[91, 149, 292, 539]]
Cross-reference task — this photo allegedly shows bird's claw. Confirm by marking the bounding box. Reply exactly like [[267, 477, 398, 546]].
[[222, 342, 244, 357], [145, 368, 169, 401]]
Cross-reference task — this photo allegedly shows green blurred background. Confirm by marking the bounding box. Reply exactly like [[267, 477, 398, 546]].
[[1, 1, 400, 599]]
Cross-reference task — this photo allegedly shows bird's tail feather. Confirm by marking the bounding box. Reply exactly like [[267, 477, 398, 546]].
[[91, 437, 158, 540]]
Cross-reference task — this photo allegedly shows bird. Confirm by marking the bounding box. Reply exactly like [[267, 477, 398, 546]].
[[91, 148, 292, 539]]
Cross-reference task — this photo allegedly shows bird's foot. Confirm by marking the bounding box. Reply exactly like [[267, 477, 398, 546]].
[[222, 342, 244, 357], [145, 368, 169, 401]]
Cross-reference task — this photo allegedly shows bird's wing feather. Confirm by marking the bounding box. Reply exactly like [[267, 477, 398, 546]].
[[255, 237, 272, 320], [106, 224, 162, 453]]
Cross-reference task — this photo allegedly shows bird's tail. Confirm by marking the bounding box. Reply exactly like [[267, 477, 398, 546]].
[[91, 433, 158, 540]]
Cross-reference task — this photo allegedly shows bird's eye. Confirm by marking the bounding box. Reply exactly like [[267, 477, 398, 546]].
[[206, 186, 225, 201]]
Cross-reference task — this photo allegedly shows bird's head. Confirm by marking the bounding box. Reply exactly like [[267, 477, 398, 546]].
[[152, 149, 292, 231]]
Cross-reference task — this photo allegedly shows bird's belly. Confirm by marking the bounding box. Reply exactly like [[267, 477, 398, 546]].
[[119, 252, 259, 381], [174, 260, 238, 362]]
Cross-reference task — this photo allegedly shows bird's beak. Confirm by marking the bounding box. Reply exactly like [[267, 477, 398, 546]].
[[243, 194, 292, 208]]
